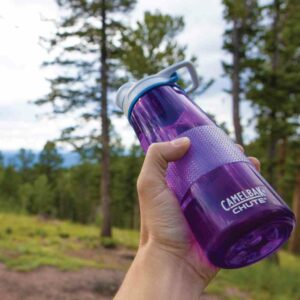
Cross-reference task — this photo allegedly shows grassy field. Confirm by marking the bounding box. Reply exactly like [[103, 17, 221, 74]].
[[0, 213, 299, 300], [0, 212, 139, 271]]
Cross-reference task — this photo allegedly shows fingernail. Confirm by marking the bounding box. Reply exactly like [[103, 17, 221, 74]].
[[171, 137, 190, 146]]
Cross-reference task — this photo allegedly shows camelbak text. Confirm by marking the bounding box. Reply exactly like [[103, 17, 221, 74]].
[[221, 186, 267, 214]]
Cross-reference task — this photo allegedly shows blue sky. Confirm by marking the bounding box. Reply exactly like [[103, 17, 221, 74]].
[[0, 0, 255, 151]]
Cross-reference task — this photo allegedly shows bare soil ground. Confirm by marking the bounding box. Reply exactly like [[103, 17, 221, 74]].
[[0, 264, 122, 300], [0, 263, 224, 300], [0, 246, 250, 300]]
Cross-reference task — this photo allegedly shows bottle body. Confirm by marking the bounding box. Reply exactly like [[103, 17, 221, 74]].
[[130, 84, 295, 268]]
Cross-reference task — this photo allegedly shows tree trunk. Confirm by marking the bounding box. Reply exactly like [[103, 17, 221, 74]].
[[232, 17, 244, 146], [288, 169, 300, 253], [277, 137, 287, 196], [267, 111, 278, 188], [268, 0, 280, 189], [266, 0, 281, 265], [100, 0, 112, 237]]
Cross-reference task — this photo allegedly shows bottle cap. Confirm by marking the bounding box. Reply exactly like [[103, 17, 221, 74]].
[[115, 61, 200, 118]]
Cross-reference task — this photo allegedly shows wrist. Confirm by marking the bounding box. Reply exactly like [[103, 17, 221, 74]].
[[115, 236, 219, 300], [134, 241, 205, 299]]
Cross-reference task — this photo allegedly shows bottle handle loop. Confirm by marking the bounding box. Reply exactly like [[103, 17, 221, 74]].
[[157, 60, 200, 93]]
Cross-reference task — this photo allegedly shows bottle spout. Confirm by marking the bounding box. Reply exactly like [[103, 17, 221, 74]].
[[116, 82, 134, 111]]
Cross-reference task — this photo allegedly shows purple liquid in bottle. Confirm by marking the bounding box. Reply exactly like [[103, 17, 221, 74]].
[[117, 62, 295, 268]]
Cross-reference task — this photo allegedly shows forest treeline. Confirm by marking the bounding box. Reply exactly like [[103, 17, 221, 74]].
[[0, 141, 143, 229]]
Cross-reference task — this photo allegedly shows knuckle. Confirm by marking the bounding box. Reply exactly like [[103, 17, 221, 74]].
[[256, 159, 261, 169], [147, 143, 160, 156], [249, 156, 261, 170]]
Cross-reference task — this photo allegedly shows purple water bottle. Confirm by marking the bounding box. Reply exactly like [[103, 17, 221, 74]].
[[116, 61, 295, 268]]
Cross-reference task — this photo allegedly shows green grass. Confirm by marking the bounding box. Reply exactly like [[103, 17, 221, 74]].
[[207, 251, 300, 300], [0, 213, 299, 299], [0, 212, 139, 271]]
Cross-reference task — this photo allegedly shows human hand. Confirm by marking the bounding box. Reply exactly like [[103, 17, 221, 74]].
[[115, 137, 260, 299]]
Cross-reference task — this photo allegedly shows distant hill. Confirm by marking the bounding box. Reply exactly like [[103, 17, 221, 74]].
[[1, 151, 80, 167]]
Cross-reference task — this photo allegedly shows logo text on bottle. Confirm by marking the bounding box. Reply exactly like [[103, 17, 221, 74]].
[[221, 186, 267, 214]]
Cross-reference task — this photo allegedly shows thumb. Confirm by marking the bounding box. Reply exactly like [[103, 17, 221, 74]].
[[137, 137, 190, 198]]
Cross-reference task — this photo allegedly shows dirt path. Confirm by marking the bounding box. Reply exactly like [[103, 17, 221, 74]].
[[0, 264, 124, 300], [0, 263, 225, 300]]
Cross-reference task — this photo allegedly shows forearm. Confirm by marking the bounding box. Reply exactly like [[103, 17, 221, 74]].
[[114, 242, 204, 300]]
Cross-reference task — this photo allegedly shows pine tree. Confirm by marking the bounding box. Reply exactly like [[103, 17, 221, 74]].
[[246, 0, 300, 259], [70, 162, 100, 223], [280, 0, 300, 254], [17, 183, 33, 213], [32, 175, 54, 216], [222, 0, 261, 145], [36, 0, 137, 237], [247, 0, 300, 189], [0, 165, 21, 209], [110, 142, 143, 229], [16, 149, 35, 182], [120, 11, 187, 77], [38, 141, 63, 184]]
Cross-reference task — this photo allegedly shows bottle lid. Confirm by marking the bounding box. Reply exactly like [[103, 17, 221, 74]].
[[116, 61, 200, 118]]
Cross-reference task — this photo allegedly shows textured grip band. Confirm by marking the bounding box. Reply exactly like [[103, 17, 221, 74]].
[[166, 125, 250, 201]]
